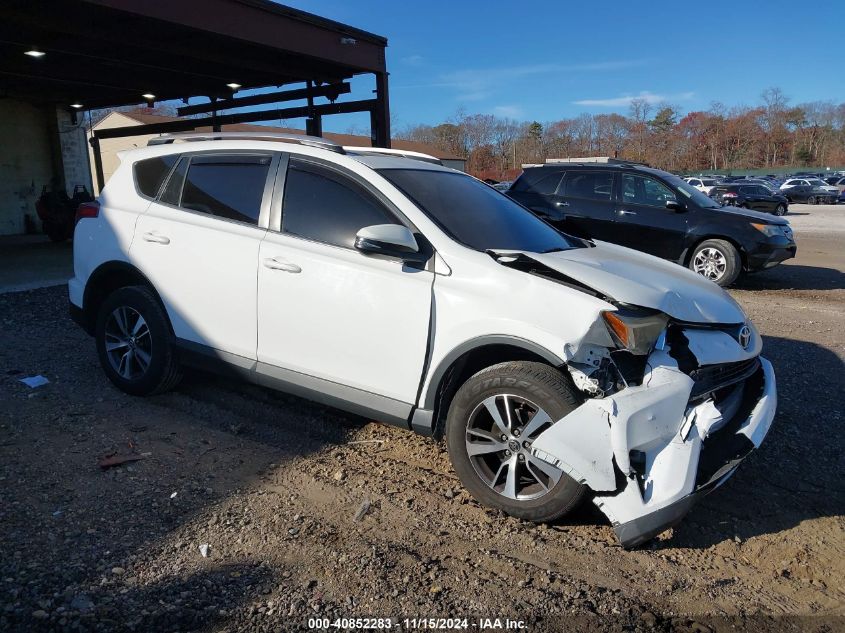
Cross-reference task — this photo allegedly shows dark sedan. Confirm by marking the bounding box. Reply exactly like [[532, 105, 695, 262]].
[[709, 183, 789, 215], [781, 184, 838, 205]]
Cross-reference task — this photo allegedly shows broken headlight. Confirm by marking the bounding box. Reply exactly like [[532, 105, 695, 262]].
[[601, 307, 669, 356]]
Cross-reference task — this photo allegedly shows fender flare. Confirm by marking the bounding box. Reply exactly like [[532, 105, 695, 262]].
[[421, 335, 565, 411]]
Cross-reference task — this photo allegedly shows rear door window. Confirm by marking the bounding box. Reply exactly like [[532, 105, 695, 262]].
[[562, 171, 615, 201], [178, 154, 272, 225]]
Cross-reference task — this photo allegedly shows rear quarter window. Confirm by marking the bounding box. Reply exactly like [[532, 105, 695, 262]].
[[133, 155, 178, 199], [511, 170, 564, 195]]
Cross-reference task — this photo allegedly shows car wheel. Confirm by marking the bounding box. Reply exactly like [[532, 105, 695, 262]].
[[807, 196, 816, 205], [740, 203, 751, 209], [774, 204, 787, 216], [95, 285, 182, 396], [445, 361, 587, 522], [690, 239, 741, 287]]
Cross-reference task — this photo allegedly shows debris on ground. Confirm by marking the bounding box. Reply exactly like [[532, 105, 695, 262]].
[[199, 543, 210, 558], [18, 374, 49, 388], [98, 453, 145, 469], [353, 497, 371, 522]]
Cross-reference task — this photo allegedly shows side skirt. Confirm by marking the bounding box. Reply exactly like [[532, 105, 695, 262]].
[[175, 338, 413, 429]]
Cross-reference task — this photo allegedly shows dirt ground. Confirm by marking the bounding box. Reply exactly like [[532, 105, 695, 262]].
[[1, 204, 843, 632]]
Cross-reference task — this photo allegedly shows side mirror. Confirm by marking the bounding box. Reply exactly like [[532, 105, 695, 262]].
[[355, 224, 424, 261], [666, 200, 686, 212]]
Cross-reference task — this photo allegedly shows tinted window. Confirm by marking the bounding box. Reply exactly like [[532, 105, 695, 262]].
[[378, 168, 577, 253], [180, 155, 271, 225], [134, 155, 178, 199], [282, 159, 399, 248], [562, 171, 614, 201], [512, 170, 564, 195], [159, 157, 187, 206], [621, 174, 676, 206]]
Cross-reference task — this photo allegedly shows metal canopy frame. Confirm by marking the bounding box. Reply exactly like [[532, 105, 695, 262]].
[[1, 0, 392, 190]]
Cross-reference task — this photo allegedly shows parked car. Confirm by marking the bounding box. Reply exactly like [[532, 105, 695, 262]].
[[69, 132, 777, 549], [779, 180, 838, 204], [507, 162, 796, 286], [709, 183, 789, 216], [780, 178, 838, 195], [492, 180, 513, 192], [683, 176, 719, 194], [824, 176, 845, 192]]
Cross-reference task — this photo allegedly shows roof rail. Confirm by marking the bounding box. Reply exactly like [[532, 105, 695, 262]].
[[343, 146, 443, 165], [147, 131, 346, 154]]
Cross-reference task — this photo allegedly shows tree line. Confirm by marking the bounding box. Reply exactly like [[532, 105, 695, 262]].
[[394, 88, 845, 178]]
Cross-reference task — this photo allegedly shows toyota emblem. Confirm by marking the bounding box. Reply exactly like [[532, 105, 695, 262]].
[[738, 325, 752, 350]]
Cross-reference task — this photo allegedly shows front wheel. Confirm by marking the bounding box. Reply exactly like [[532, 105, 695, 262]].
[[445, 361, 587, 522], [807, 195, 816, 205], [774, 204, 787, 216], [690, 239, 741, 287], [95, 285, 182, 396]]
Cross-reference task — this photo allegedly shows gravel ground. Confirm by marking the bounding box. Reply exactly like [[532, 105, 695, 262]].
[[1, 207, 843, 632]]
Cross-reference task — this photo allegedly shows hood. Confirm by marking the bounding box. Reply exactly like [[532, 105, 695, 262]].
[[711, 205, 789, 224], [525, 241, 747, 324]]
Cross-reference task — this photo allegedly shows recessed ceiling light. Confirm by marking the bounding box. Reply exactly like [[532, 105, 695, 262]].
[[24, 49, 45, 58], [142, 93, 155, 100], [226, 83, 241, 90], [70, 103, 83, 109]]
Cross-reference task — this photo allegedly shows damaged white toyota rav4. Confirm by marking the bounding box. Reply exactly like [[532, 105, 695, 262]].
[[70, 133, 776, 548]]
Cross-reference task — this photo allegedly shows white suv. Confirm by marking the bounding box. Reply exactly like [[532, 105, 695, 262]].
[[69, 133, 777, 548]]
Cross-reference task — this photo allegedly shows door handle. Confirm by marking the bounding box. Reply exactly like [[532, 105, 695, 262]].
[[554, 201, 570, 207], [619, 209, 638, 216], [263, 257, 301, 273], [142, 232, 170, 245]]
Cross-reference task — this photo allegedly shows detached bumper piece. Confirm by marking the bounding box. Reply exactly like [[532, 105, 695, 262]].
[[531, 327, 777, 548]]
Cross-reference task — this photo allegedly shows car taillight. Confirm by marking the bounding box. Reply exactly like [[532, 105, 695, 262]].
[[723, 192, 738, 198], [75, 201, 100, 225]]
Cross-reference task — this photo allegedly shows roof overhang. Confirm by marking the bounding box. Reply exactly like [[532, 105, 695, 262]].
[[0, 0, 387, 110]]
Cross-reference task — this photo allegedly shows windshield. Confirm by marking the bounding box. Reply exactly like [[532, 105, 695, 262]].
[[377, 169, 578, 253], [666, 174, 722, 208]]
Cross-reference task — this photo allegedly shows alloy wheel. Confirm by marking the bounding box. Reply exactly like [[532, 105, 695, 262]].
[[104, 306, 152, 380], [693, 247, 727, 282], [465, 394, 562, 501]]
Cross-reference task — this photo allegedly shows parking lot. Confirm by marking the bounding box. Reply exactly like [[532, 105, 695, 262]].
[[0, 204, 842, 632]]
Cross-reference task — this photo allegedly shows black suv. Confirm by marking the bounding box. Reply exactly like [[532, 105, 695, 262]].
[[506, 163, 797, 286], [709, 183, 789, 216]]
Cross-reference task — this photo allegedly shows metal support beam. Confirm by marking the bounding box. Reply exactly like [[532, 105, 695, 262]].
[[372, 71, 391, 148], [95, 99, 379, 140], [90, 136, 105, 192], [176, 82, 351, 116]]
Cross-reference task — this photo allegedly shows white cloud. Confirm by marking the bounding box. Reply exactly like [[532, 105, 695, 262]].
[[394, 59, 649, 99], [493, 105, 523, 118], [400, 54, 425, 66], [573, 91, 695, 107]]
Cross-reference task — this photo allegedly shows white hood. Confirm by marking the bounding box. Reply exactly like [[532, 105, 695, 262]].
[[528, 241, 746, 324]]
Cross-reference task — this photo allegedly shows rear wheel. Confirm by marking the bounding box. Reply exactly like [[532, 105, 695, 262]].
[[690, 239, 741, 287], [445, 361, 587, 522], [95, 285, 182, 396], [807, 195, 816, 205], [774, 204, 787, 216]]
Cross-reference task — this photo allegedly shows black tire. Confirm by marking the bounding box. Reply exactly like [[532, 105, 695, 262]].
[[807, 195, 816, 205], [689, 238, 741, 287], [445, 361, 587, 522], [774, 204, 787, 216], [95, 285, 182, 396], [740, 203, 751, 209]]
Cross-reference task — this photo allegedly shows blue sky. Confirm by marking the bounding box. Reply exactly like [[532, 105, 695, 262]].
[[277, 0, 844, 132]]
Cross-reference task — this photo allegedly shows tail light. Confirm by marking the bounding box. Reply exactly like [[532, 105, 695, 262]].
[[75, 201, 100, 225], [722, 192, 738, 198]]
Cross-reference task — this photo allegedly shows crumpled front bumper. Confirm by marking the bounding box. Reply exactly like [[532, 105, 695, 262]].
[[531, 332, 777, 548]]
